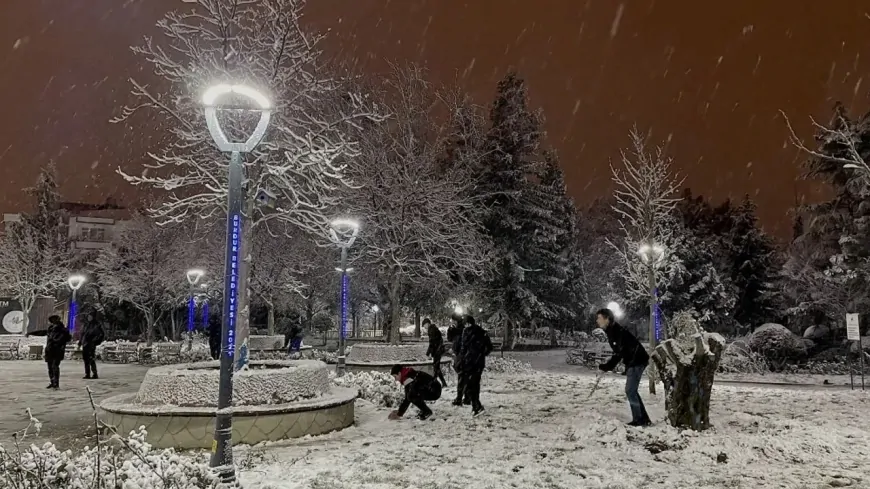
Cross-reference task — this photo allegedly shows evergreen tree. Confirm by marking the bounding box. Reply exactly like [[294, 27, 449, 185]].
[[477, 72, 547, 346], [727, 196, 782, 331]]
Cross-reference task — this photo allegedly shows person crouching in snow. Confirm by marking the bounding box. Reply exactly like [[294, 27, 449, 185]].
[[388, 364, 442, 421], [596, 308, 652, 427]]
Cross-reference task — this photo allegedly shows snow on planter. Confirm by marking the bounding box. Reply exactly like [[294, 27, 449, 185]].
[[346, 343, 429, 364], [136, 359, 330, 407]]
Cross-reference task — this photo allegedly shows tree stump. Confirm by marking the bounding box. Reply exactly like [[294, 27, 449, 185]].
[[651, 332, 726, 431]]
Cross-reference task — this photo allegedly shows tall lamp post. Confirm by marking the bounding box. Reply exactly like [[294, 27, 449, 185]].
[[202, 83, 271, 483], [67, 275, 86, 333], [186, 269, 205, 333], [329, 218, 360, 375], [638, 242, 665, 395]]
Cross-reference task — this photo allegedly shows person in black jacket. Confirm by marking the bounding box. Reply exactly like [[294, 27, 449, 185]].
[[44, 315, 72, 389], [424, 318, 448, 386], [446, 313, 470, 406], [286, 323, 303, 354], [79, 312, 105, 379], [459, 315, 493, 416], [596, 308, 652, 427], [207, 315, 222, 360], [388, 364, 442, 420]]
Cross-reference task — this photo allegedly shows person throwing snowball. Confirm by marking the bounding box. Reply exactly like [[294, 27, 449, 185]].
[[596, 308, 652, 427]]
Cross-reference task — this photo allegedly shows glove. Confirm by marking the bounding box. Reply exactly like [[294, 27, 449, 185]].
[[598, 364, 608, 372]]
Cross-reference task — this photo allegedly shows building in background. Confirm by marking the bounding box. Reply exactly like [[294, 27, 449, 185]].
[[2, 198, 128, 250]]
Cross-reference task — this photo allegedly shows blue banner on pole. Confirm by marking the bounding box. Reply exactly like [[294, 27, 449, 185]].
[[188, 296, 195, 332], [340, 273, 349, 340], [68, 301, 77, 333], [227, 213, 241, 357]]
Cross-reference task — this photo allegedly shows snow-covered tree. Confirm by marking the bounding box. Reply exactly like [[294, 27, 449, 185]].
[[250, 228, 309, 334], [342, 65, 487, 344], [0, 165, 70, 334], [782, 105, 870, 332], [609, 128, 684, 307], [91, 216, 185, 344], [475, 73, 550, 348], [114, 0, 381, 359]]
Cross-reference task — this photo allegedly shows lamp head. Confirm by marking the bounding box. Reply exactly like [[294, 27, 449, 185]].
[[372, 305, 379, 313], [329, 218, 361, 247], [68, 274, 86, 291], [186, 269, 205, 285], [202, 83, 272, 152], [606, 301, 624, 319], [638, 242, 665, 266]]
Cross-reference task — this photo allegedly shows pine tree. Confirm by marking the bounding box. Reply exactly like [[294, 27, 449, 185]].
[[477, 72, 547, 346], [727, 196, 782, 331]]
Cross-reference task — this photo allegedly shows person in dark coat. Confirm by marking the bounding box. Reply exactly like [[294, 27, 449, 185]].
[[424, 318, 448, 386], [207, 315, 222, 360], [388, 364, 442, 420], [459, 315, 493, 416], [79, 312, 105, 379], [446, 313, 469, 405], [44, 315, 72, 389], [286, 323, 303, 354], [597, 308, 652, 427]]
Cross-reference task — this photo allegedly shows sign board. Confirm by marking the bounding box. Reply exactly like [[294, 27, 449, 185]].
[[846, 313, 861, 341]]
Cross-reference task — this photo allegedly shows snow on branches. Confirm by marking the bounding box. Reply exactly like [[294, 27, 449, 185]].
[[341, 65, 488, 342], [115, 0, 382, 233], [608, 127, 684, 303]]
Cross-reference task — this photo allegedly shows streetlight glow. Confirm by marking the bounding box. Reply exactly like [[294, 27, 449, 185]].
[[186, 268, 205, 285], [606, 301, 624, 319], [203, 84, 272, 153], [202, 84, 271, 109], [454, 305, 465, 315], [637, 242, 665, 266], [67, 274, 86, 291]]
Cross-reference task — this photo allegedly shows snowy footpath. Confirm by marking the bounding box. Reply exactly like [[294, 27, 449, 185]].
[[240, 372, 870, 489]]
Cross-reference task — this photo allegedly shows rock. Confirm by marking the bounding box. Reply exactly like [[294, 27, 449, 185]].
[[716, 452, 728, 463]]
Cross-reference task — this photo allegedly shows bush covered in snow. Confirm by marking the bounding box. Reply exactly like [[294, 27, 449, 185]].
[[748, 323, 809, 370], [485, 357, 533, 374], [0, 424, 216, 489], [330, 371, 404, 408], [718, 339, 770, 374]]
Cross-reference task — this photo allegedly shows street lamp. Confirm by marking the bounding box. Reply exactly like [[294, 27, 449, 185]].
[[186, 269, 205, 333], [606, 301, 624, 320], [330, 218, 360, 375], [67, 275, 86, 333], [203, 83, 271, 483], [638, 241, 665, 395], [372, 305, 380, 336]]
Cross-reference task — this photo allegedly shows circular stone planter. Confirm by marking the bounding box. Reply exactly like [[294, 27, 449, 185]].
[[100, 360, 356, 449], [344, 343, 451, 375]]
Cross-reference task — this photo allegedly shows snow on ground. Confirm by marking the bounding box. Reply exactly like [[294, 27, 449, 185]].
[[241, 372, 870, 489]]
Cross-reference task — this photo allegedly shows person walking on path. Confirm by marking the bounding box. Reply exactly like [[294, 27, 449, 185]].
[[285, 322, 304, 354], [596, 307, 652, 427], [459, 315, 493, 416], [44, 315, 72, 389], [447, 313, 469, 406], [79, 312, 105, 379], [388, 364, 443, 420], [425, 318, 448, 386]]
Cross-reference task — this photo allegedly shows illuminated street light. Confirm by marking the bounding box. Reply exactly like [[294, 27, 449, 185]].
[[330, 218, 361, 375], [185, 269, 205, 333], [203, 83, 271, 483], [638, 241, 666, 384], [67, 275, 86, 333]]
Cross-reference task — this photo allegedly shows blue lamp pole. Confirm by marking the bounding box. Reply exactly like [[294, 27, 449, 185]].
[[186, 269, 204, 333], [329, 218, 360, 376], [202, 83, 272, 484], [638, 242, 665, 395], [67, 275, 86, 333]]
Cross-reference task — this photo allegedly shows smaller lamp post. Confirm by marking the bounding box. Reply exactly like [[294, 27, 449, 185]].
[[186, 269, 205, 333], [67, 275, 86, 333], [372, 305, 379, 337], [329, 219, 360, 375], [638, 242, 665, 395]]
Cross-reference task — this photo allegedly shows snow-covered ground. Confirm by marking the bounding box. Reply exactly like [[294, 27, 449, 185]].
[[241, 372, 870, 488]]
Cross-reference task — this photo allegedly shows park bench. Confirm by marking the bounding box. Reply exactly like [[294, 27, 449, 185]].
[[65, 345, 83, 360], [154, 343, 182, 364], [103, 342, 142, 363], [0, 338, 20, 359]]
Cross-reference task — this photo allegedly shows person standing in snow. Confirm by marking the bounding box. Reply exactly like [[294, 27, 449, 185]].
[[459, 315, 493, 416], [388, 364, 443, 420], [79, 312, 105, 379], [425, 318, 448, 386], [44, 315, 72, 389], [447, 313, 469, 405], [285, 322, 303, 354], [207, 314, 222, 360], [596, 308, 652, 427]]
